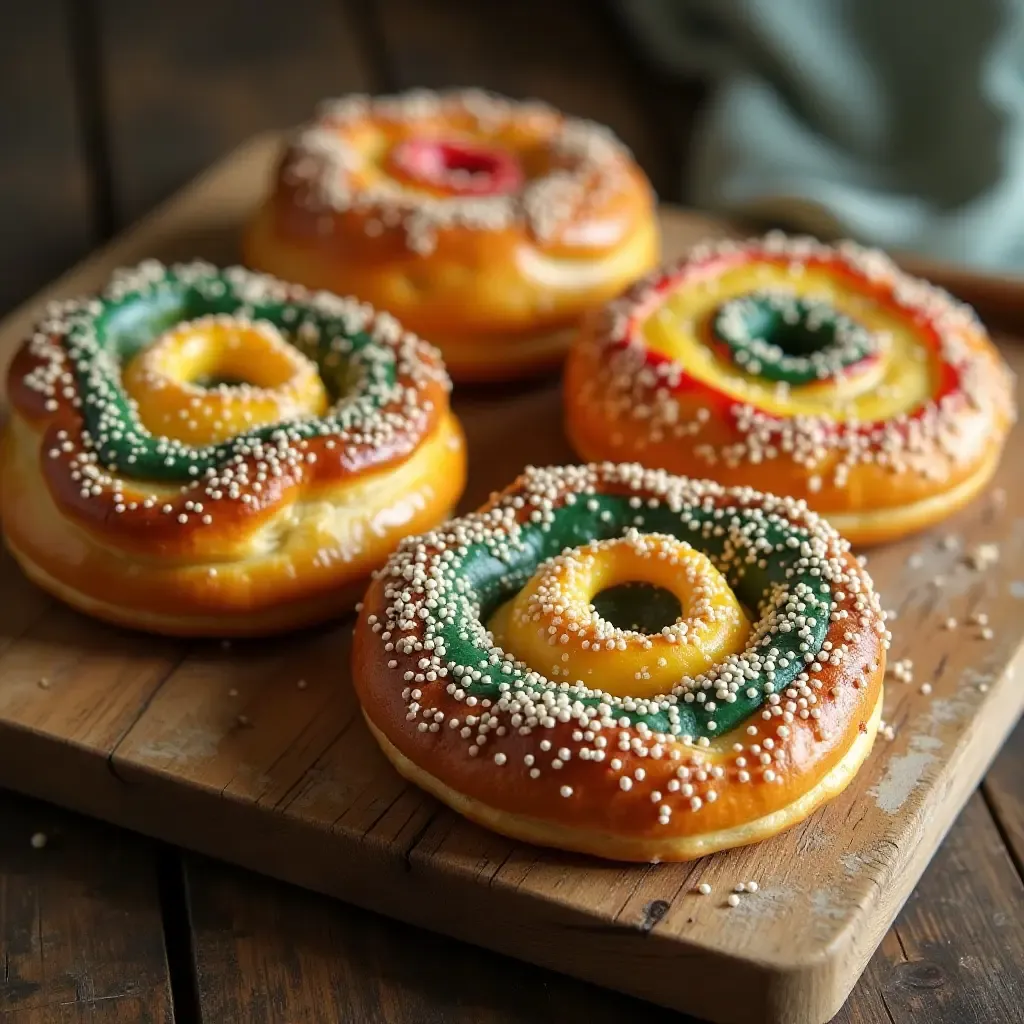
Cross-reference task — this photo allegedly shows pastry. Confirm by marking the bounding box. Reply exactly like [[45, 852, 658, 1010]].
[[1, 261, 466, 635], [565, 234, 1015, 545], [244, 89, 659, 380], [353, 463, 887, 862]]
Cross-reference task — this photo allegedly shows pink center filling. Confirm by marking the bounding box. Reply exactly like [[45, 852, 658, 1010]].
[[388, 137, 524, 196]]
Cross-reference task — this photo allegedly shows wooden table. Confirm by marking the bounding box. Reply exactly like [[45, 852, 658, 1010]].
[[2, 4, 1022, 1022]]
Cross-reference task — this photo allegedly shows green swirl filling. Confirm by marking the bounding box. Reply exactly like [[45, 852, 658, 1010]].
[[434, 494, 831, 738], [62, 267, 398, 481], [712, 289, 877, 385]]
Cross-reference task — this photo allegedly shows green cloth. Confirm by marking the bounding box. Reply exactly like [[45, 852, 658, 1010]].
[[614, 0, 1024, 271]]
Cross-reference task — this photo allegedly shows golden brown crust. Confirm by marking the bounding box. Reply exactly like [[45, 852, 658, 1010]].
[[365, 695, 882, 862], [565, 335, 1009, 546], [352, 464, 888, 860], [2, 408, 466, 635], [8, 341, 451, 561], [243, 89, 659, 377], [1, 261, 467, 635], [564, 235, 1016, 546]]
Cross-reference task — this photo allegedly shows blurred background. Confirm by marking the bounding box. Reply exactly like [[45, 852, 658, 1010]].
[[0, 0, 704, 316], [5, 0, 1024, 319]]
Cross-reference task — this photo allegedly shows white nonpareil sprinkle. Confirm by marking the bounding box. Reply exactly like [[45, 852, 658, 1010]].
[[287, 88, 636, 255], [966, 543, 1000, 572], [581, 233, 1014, 503], [19, 261, 451, 550], [367, 462, 889, 832]]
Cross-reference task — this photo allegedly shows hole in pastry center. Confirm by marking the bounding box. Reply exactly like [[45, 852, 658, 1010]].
[[590, 582, 683, 634], [192, 373, 258, 389], [726, 299, 838, 358], [711, 291, 878, 386], [768, 319, 834, 358], [181, 339, 301, 393], [388, 137, 524, 196], [121, 319, 329, 446], [444, 150, 499, 176]]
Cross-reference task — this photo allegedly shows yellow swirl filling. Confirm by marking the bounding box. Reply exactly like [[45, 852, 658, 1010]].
[[489, 531, 751, 700], [122, 316, 328, 445], [641, 261, 938, 420]]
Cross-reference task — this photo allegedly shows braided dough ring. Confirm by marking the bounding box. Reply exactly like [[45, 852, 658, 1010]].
[[244, 89, 659, 381], [353, 464, 887, 862], [1, 261, 466, 636], [565, 234, 1016, 546]]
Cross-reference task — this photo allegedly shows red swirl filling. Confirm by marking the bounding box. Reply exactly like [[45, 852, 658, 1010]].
[[619, 250, 963, 436], [387, 137, 524, 197]]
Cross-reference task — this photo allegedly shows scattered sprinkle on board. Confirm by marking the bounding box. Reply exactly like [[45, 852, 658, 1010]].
[[0, 134, 1021, 1024]]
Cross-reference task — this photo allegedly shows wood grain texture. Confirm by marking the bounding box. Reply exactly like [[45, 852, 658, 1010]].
[[0, 3, 91, 313], [95, 0, 369, 226], [0, 791, 173, 1022], [0, 136, 1022, 1024], [183, 797, 1024, 1024], [984, 718, 1024, 874], [835, 793, 1024, 1024], [185, 854, 694, 1024]]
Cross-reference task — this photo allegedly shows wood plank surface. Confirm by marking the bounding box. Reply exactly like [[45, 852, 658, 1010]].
[[0, 135, 1023, 1024], [984, 719, 1024, 874], [834, 793, 1024, 1024], [185, 855, 690, 1024], [0, 12, 180, 1024], [0, 4, 92, 313], [95, 0, 370, 227], [5, 5, 1022, 1021], [183, 792, 1024, 1024], [0, 791, 173, 1023]]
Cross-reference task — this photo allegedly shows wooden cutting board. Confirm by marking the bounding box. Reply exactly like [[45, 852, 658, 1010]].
[[0, 133, 1022, 1024]]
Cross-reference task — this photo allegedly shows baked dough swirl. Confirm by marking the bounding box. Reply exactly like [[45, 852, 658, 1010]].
[[1, 261, 466, 635], [354, 463, 888, 862], [245, 89, 659, 380], [565, 234, 1016, 545]]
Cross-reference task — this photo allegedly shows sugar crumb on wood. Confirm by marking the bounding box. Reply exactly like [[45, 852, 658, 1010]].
[[887, 659, 913, 684], [965, 543, 1000, 571]]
